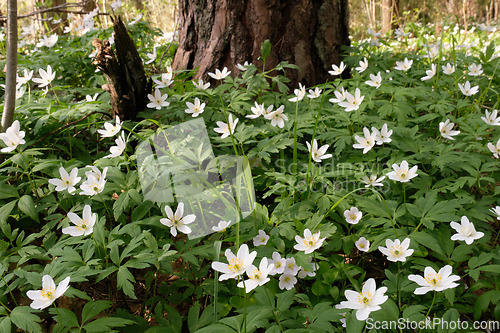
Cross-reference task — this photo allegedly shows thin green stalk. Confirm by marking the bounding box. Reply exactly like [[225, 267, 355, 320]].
[[424, 291, 437, 319], [219, 94, 240, 157], [374, 190, 400, 238], [1, 275, 18, 307], [18, 149, 40, 199], [0, 299, 11, 313], [292, 100, 300, 191], [97, 192, 113, 227], [213, 241, 222, 324], [264, 287, 283, 332], [305, 83, 328, 199], [403, 183, 408, 216], [53, 303, 63, 327], [325, 187, 365, 217]]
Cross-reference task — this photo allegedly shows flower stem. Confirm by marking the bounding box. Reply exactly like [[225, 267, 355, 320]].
[[98, 192, 113, 228], [1, 275, 17, 307], [424, 291, 437, 319], [18, 149, 40, 199], [292, 100, 299, 201], [264, 287, 283, 332]]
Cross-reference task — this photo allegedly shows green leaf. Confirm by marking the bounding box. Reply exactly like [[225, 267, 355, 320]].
[[10, 306, 42, 333], [0, 183, 19, 199], [261, 39, 271, 62], [18, 195, 39, 222], [82, 317, 136, 332], [277, 289, 295, 312], [113, 191, 130, 220], [438, 308, 460, 333], [81, 300, 113, 325], [0, 317, 12, 333], [48, 308, 79, 329], [117, 266, 136, 299], [187, 301, 201, 332]]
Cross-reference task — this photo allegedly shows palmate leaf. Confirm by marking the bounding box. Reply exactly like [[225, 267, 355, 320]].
[[10, 306, 42, 333]]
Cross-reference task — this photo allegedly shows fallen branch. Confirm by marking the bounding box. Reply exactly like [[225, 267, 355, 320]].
[[27, 111, 112, 149]]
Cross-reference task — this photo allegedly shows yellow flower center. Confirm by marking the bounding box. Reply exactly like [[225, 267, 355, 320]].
[[390, 245, 403, 257], [350, 214, 357, 221], [41, 286, 56, 300], [228, 258, 244, 273], [357, 291, 373, 305], [287, 263, 295, 270], [303, 236, 316, 248], [283, 276, 291, 283], [425, 273, 442, 286]]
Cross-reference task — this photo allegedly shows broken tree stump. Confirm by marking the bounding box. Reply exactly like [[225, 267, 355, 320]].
[[92, 15, 152, 121]]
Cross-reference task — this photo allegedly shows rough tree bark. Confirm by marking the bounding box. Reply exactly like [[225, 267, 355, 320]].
[[381, 0, 392, 34], [173, 0, 350, 87], [92, 16, 152, 121], [1, 0, 17, 133]]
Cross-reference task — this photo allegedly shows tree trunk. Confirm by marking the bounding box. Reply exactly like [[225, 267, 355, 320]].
[[381, 0, 391, 34], [173, 0, 350, 87], [1, 0, 17, 133], [92, 16, 152, 121]]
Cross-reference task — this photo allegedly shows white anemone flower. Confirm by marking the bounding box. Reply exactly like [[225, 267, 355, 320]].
[[269, 252, 286, 275], [147, 89, 169, 110], [104, 131, 126, 158], [283, 257, 301, 276], [328, 62, 346, 76], [458, 81, 479, 96], [160, 202, 196, 237], [421, 64, 437, 81], [79, 175, 106, 196], [0, 120, 26, 152], [442, 63, 455, 75], [371, 124, 392, 145], [408, 265, 460, 295], [394, 58, 413, 71], [307, 87, 322, 99], [212, 244, 257, 281], [193, 79, 210, 90], [387, 160, 418, 183], [481, 109, 500, 126], [247, 102, 273, 119], [337, 278, 388, 321], [214, 114, 238, 139], [378, 238, 414, 262], [237, 257, 272, 293], [365, 72, 382, 88], [264, 105, 288, 128], [306, 139, 332, 163], [355, 237, 370, 252], [153, 73, 174, 88], [329, 87, 346, 104], [294, 229, 326, 254], [27, 275, 70, 310], [487, 139, 500, 158], [145, 47, 156, 64], [439, 119, 460, 140], [352, 127, 376, 153], [253, 229, 269, 246], [361, 174, 385, 187], [48, 167, 81, 193], [236, 61, 250, 71], [490, 206, 500, 220], [208, 67, 231, 80], [278, 274, 297, 290], [32, 65, 56, 88], [468, 63, 483, 76], [62, 205, 96, 236], [212, 220, 231, 232], [344, 207, 362, 224], [450, 216, 484, 245], [185, 97, 206, 117], [289, 83, 306, 102], [355, 58, 369, 73], [97, 115, 122, 138], [338, 88, 364, 112]]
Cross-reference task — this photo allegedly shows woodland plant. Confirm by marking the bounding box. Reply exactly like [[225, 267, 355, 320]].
[[0, 14, 499, 333]]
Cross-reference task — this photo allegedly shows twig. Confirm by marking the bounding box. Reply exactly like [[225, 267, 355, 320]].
[[0, 2, 108, 20], [27, 111, 112, 148]]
